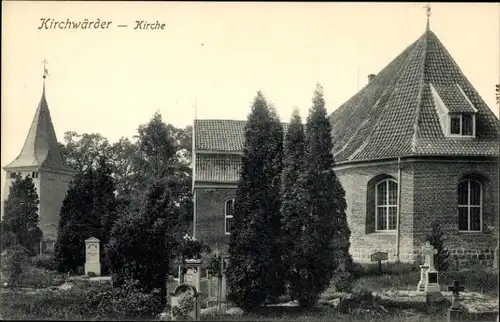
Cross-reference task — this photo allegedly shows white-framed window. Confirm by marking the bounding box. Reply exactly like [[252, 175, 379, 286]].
[[449, 113, 475, 136], [458, 179, 482, 232], [375, 179, 398, 231], [225, 199, 235, 235]]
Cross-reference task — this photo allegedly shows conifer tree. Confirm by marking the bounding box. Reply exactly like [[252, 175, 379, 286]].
[[297, 84, 353, 307], [55, 169, 100, 272], [105, 174, 179, 300], [226, 92, 284, 311], [280, 109, 310, 301], [93, 156, 118, 274], [2, 174, 42, 256], [55, 157, 118, 274]]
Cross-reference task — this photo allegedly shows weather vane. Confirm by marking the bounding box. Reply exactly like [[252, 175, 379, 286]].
[[42, 59, 49, 79], [423, 3, 432, 17], [423, 3, 431, 30]]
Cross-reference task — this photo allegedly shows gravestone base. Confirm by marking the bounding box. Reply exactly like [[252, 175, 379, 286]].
[[85, 262, 101, 276], [447, 308, 465, 322], [426, 291, 443, 304], [417, 265, 429, 292]]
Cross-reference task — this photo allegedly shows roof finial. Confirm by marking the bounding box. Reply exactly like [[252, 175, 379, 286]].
[[42, 59, 49, 79], [423, 3, 431, 31]]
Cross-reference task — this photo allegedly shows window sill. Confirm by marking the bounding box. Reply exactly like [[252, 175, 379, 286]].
[[458, 230, 483, 234], [367, 231, 397, 235]]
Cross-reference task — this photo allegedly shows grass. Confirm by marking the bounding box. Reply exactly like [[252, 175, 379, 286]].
[[1, 262, 498, 321], [349, 262, 498, 296]]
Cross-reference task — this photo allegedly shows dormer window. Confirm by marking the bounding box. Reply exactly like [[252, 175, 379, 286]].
[[430, 83, 477, 137], [449, 113, 474, 136]]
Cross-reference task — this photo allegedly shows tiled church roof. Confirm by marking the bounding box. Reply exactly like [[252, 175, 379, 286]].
[[4, 83, 75, 172], [194, 28, 500, 182], [330, 29, 500, 161]]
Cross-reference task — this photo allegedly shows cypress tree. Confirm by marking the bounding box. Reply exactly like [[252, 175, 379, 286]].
[[226, 92, 284, 311], [1, 174, 42, 256], [298, 84, 353, 307], [280, 109, 310, 302]]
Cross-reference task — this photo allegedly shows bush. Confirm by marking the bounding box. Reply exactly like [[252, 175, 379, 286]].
[[2, 245, 30, 286], [88, 279, 164, 319], [31, 254, 57, 271], [19, 267, 62, 288], [426, 220, 450, 272], [171, 293, 196, 320]]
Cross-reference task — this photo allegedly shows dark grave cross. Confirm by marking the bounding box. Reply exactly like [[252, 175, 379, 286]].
[[370, 251, 388, 273], [448, 280, 465, 310]]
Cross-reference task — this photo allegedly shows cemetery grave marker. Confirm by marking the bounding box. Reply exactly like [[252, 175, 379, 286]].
[[422, 241, 442, 303], [84, 237, 101, 276], [370, 251, 388, 273], [447, 280, 465, 322]]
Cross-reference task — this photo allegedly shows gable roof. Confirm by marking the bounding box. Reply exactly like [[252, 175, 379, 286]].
[[194, 28, 500, 169], [195, 119, 289, 152], [3, 83, 75, 172], [329, 29, 500, 162]]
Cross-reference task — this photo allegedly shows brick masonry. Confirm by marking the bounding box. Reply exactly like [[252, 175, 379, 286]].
[[194, 157, 499, 268], [194, 187, 235, 255]]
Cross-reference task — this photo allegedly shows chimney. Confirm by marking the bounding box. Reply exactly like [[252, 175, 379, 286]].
[[368, 74, 376, 83]]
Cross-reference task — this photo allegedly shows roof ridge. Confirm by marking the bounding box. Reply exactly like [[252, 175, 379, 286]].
[[410, 30, 431, 153], [348, 33, 426, 160]]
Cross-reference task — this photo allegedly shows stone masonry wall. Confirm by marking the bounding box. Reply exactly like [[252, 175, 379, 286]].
[[412, 159, 499, 268], [335, 162, 415, 263], [38, 170, 73, 243]]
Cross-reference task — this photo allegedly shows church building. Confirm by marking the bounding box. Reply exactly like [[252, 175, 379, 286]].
[[2, 75, 76, 248], [192, 20, 499, 267]]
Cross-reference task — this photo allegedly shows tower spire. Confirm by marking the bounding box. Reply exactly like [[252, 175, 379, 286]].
[[423, 3, 431, 31]]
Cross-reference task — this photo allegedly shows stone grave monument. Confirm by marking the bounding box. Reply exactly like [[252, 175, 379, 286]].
[[172, 259, 201, 320], [422, 241, 442, 302], [183, 259, 202, 293], [417, 242, 430, 292], [84, 237, 101, 276]]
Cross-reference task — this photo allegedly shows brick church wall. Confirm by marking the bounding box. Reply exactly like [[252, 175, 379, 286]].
[[195, 187, 236, 254], [194, 158, 499, 268], [335, 162, 415, 263], [412, 159, 499, 268]]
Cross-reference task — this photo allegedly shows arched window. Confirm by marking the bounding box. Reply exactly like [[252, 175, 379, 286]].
[[225, 199, 235, 235], [458, 179, 482, 232], [375, 179, 398, 231]]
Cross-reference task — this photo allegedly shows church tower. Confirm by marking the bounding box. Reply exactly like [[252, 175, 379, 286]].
[[2, 69, 76, 248]]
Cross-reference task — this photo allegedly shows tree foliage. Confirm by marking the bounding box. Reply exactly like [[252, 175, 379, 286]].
[[54, 157, 117, 273], [226, 92, 284, 311], [58, 113, 193, 230], [105, 176, 180, 300], [1, 174, 42, 255], [280, 109, 312, 302], [293, 84, 353, 308], [59, 132, 112, 175]]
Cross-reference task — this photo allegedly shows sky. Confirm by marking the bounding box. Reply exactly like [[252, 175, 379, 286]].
[[1, 2, 499, 198]]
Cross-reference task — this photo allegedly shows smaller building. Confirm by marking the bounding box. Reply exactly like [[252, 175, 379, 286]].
[[2, 78, 76, 248]]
